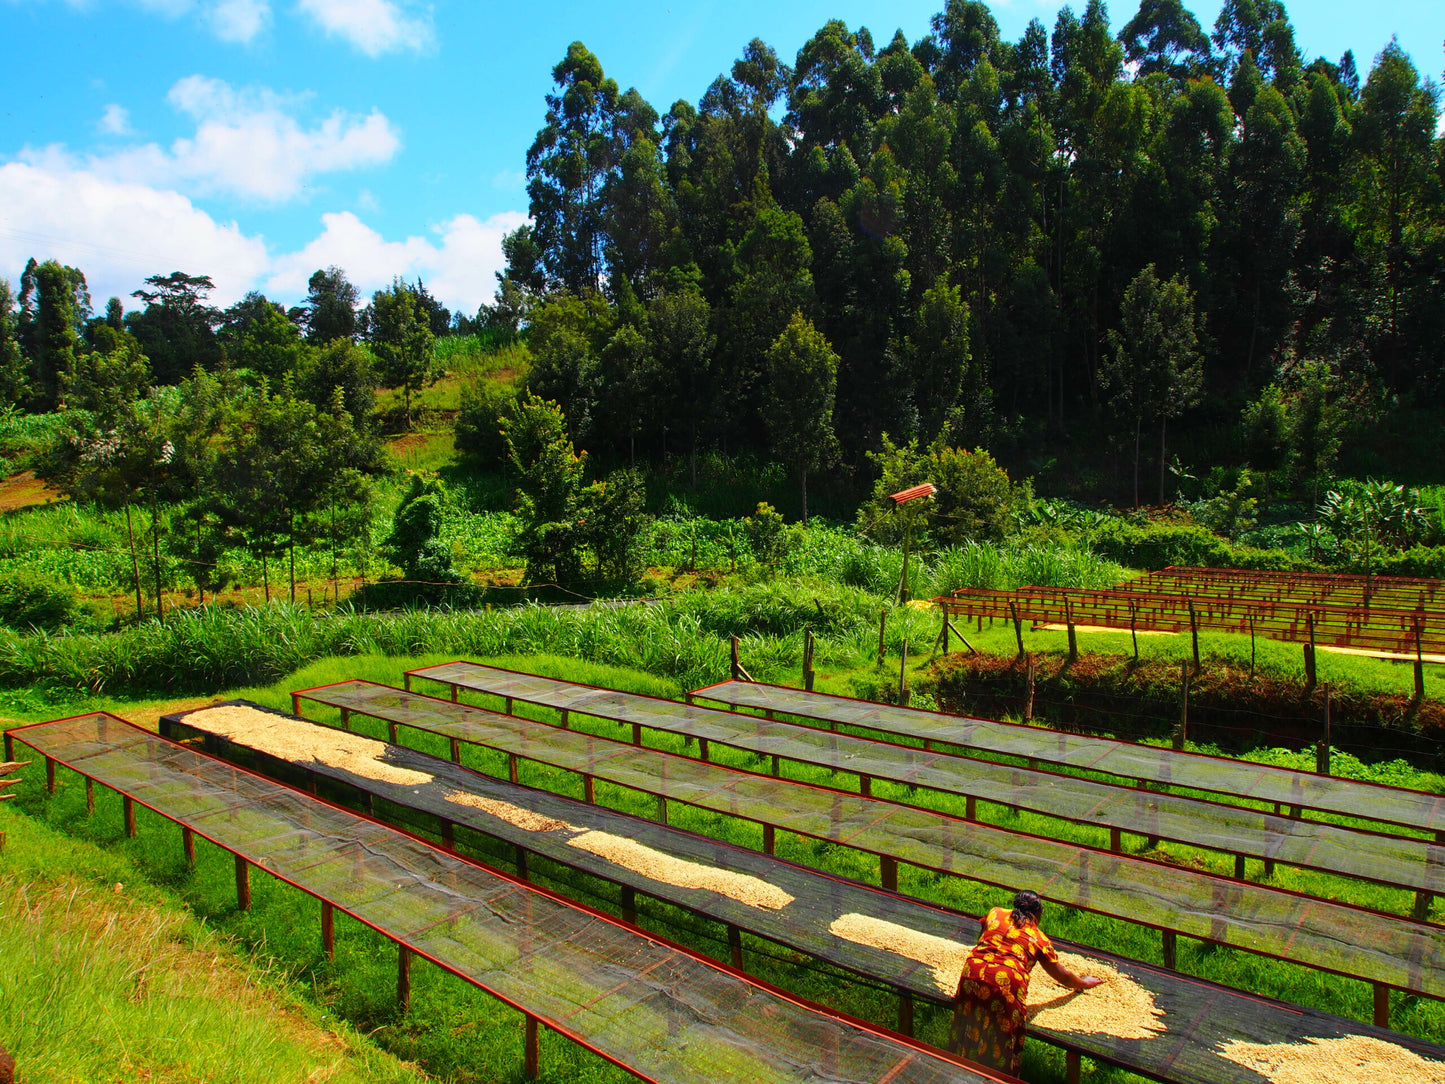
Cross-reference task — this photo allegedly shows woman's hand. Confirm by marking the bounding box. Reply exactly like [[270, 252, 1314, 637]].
[[1075, 975, 1103, 991]]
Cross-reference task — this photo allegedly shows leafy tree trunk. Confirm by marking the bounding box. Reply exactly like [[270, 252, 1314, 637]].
[[1133, 415, 1142, 510], [125, 505, 143, 622], [1158, 417, 1168, 506]]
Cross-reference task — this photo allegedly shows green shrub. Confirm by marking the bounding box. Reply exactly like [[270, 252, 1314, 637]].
[[0, 572, 80, 631], [1092, 522, 1317, 572], [454, 380, 517, 467], [1372, 546, 1445, 579]]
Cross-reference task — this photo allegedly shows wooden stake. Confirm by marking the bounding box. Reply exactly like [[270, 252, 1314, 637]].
[[321, 901, 334, 959], [123, 796, 136, 837], [1024, 654, 1036, 722], [1162, 930, 1177, 969], [45, 756, 55, 794], [1010, 601, 1024, 658], [877, 608, 887, 666], [85, 777, 94, 815], [450, 737, 461, 763], [509, 752, 520, 783], [880, 855, 898, 892], [1065, 1050, 1082, 1084], [1374, 983, 1390, 1028], [621, 885, 636, 924], [397, 946, 412, 1011], [727, 924, 743, 968], [898, 989, 914, 1037], [1130, 602, 1139, 662], [235, 854, 251, 911], [524, 1014, 540, 1079], [1188, 599, 1200, 670], [898, 639, 909, 705], [1065, 598, 1077, 663], [1316, 683, 1332, 775], [583, 775, 595, 804], [1174, 661, 1188, 751], [941, 611, 949, 655], [182, 826, 195, 864], [763, 824, 775, 855]]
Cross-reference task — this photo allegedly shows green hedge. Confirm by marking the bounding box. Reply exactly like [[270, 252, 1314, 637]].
[[1372, 546, 1445, 579], [0, 573, 80, 632], [1092, 523, 1320, 573]]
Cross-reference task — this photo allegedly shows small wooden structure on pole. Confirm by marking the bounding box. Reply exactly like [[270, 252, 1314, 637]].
[[887, 483, 937, 604]]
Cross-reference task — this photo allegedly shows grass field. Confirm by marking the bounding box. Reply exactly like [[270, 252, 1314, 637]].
[[6, 647, 1445, 1082]]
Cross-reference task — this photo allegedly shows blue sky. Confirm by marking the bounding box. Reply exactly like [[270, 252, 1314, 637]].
[[1, 0, 1441, 316]]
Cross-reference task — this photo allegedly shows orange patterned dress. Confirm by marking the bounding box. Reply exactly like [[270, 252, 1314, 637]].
[[949, 906, 1059, 1074]]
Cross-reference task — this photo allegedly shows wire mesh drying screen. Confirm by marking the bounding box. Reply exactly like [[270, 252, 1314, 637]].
[[399, 667, 1445, 897], [295, 681, 1445, 999], [162, 700, 1445, 1084], [10, 712, 998, 1084], [688, 680, 1445, 834]]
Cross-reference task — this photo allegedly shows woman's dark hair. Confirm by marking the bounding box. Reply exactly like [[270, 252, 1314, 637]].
[[1011, 890, 1044, 926]]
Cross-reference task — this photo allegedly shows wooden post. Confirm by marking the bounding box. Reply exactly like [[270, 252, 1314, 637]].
[[3, 731, 12, 761], [859, 775, 872, 798], [763, 824, 775, 855], [621, 886, 636, 924], [1065, 1050, 1082, 1084], [898, 639, 909, 706], [728, 924, 743, 968], [1374, 983, 1390, 1028], [1109, 827, 1122, 853], [1010, 601, 1024, 658], [732, 635, 741, 680], [397, 946, 412, 1011], [965, 795, 977, 822], [1025, 654, 1036, 722], [1415, 618, 1426, 700], [524, 1014, 540, 1079], [880, 855, 898, 892], [515, 845, 530, 881], [123, 796, 136, 837], [449, 737, 461, 763], [1234, 855, 1246, 880], [657, 796, 668, 824], [804, 626, 815, 692], [403, 672, 412, 692], [182, 826, 195, 864], [450, 684, 458, 703], [559, 709, 569, 728], [85, 777, 94, 815], [631, 722, 643, 747], [1174, 662, 1189, 751], [235, 854, 251, 911], [509, 753, 519, 783], [941, 611, 949, 655], [339, 708, 351, 731], [1065, 599, 1077, 663], [583, 775, 595, 804], [1162, 930, 1177, 969], [1130, 602, 1139, 662], [1188, 599, 1200, 671], [45, 756, 55, 794], [1316, 683, 1332, 776], [898, 989, 914, 1037], [321, 901, 335, 959], [1304, 614, 1317, 687], [1249, 614, 1257, 678], [877, 608, 887, 666]]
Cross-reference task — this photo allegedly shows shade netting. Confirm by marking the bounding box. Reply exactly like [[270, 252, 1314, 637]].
[[296, 680, 1445, 1000], [398, 665, 1444, 897], [688, 679, 1445, 835], [163, 699, 1445, 1084], [8, 712, 998, 1084]]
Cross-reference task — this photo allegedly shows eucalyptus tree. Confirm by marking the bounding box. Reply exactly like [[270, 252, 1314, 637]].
[[762, 311, 839, 523]]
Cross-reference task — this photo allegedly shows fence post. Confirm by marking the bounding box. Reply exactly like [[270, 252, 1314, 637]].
[[1065, 598, 1078, 663], [877, 608, 887, 666], [1316, 683, 1332, 775], [524, 1014, 540, 1079], [941, 610, 949, 655], [898, 639, 909, 706], [235, 855, 251, 911], [1174, 662, 1189, 751], [1130, 602, 1139, 662], [1304, 613, 1317, 688], [1010, 601, 1024, 658], [1025, 654, 1036, 722], [397, 946, 412, 1011], [1416, 617, 1427, 701], [321, 901, 335, 959], [731, 635, 741, 680], [803, 626, 815, 692], [1188, 599, 1200, 671]]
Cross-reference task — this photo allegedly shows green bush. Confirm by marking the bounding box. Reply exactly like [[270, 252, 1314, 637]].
[[0, 572, 80, 631], [1372, 545, 1445, 579], [454, 380, 517, 467], [1092, 522, 1317, 572]]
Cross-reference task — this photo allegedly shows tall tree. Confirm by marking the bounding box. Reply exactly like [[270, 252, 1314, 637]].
[[1102, 264, 1204, 506], [762, 312, 840, 523], [527, 42, 622, 293], [127, 272, 220, 384], [369, 279, 437, 429], [0, 280, 27, 406], [24, 260, 91, 410], [303, 267, 360, 344], [1118, 0, 1211, 81]]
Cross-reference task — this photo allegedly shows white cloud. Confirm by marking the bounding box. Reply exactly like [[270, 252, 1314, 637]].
[[24, 75, 401, 204], [295, 0, 432, 56], [207, 0, 270, 42], [98, 103, 133, 136], [0, 161, 269, 307], [266, 208, 528, 312]]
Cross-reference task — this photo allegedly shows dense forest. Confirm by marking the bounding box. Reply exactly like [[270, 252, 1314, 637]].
[[0, 0, 1442, 612]]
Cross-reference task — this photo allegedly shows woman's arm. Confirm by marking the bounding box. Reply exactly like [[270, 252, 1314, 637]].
[[1040, 956, 1103, 991]]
